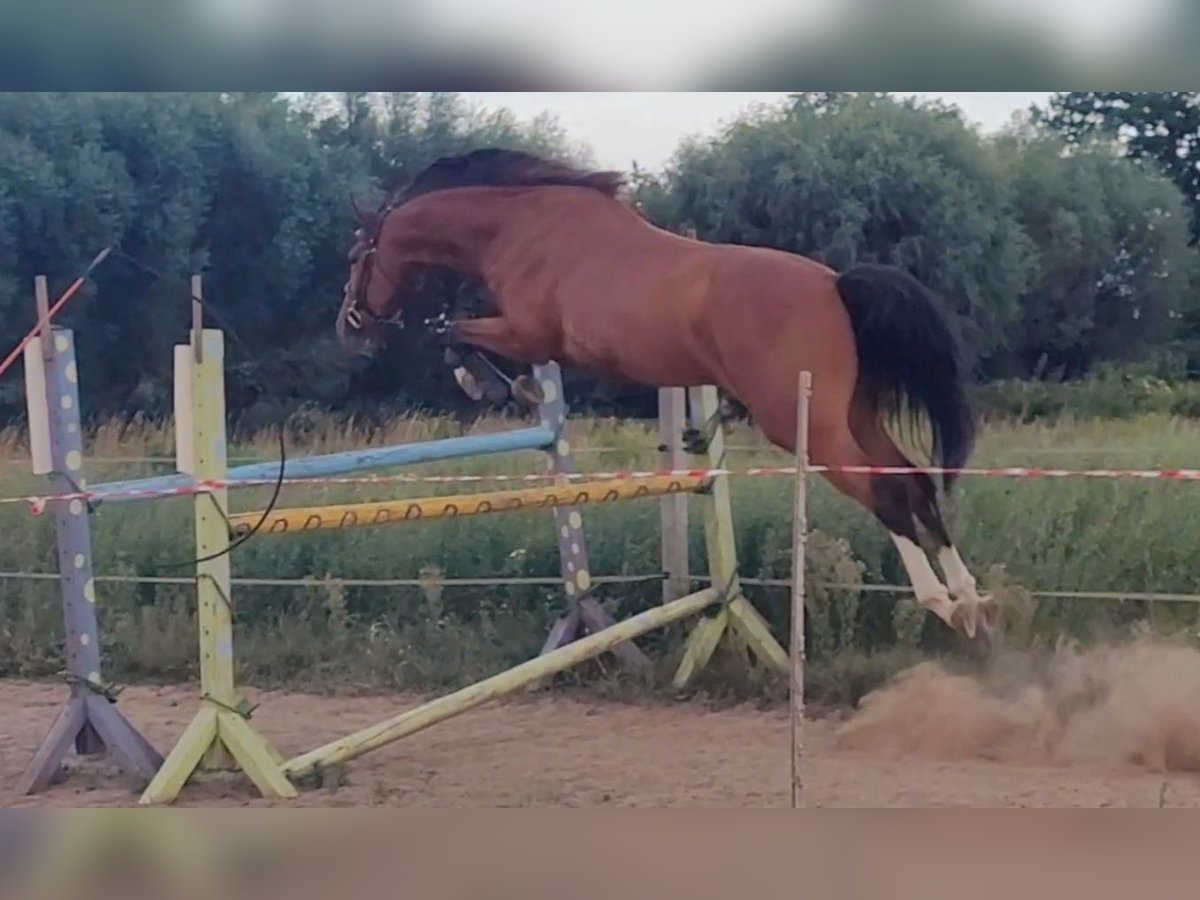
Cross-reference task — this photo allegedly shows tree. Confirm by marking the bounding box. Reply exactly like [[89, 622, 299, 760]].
[[0, 93, 371, 421], [1039, 93, 1200, 245], [994, 132, 1196, 378], [638, 92, 1035, 368]]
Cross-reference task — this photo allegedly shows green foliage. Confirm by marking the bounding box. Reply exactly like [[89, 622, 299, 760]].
[[1039, 93, 1200, 245], [0, 92, 584, 425], [975, 365, 1200, 424], [992, 132, 1196, 379], [638, 92, 1197, 380], [1, 91, 1198, 425], [1036, 92, 1200, 375], [638, 92, 1035, 360], [0, 92, 372, 421]]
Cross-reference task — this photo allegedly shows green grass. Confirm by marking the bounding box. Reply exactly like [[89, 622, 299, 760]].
[[1, 410, 1199, 708]]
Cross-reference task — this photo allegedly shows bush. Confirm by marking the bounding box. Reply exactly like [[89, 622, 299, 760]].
[[975, 367, 1200, 424]]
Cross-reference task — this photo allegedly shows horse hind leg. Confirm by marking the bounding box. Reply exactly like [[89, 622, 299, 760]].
[[841, 391, 998, 641], [812, 432, 961, 631], [905, 467, 999, 640], [817, 430, 999, 641]]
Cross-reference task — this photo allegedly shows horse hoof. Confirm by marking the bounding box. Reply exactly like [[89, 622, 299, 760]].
[[681, 427, 708, 454], [951, 596, 1000, 658], [453, 367, 487, 402], [511, 374, 544, 406]]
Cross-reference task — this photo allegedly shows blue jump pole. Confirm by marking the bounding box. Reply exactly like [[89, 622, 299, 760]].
[[90, 425, 557, 503]]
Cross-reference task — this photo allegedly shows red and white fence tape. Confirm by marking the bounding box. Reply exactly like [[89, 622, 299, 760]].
[[8, 463, 1200, 515]]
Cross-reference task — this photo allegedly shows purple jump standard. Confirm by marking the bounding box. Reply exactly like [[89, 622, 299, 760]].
[[16, 277, 161, 796]]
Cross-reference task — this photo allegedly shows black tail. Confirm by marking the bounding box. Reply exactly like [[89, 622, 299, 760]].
[[835, 263, 976, 492]]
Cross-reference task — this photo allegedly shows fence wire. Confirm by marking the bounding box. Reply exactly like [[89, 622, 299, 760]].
[[0, 570, 1196, 604]]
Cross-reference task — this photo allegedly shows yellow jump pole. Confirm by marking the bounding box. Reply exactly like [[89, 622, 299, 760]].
[[140, 285, 295, 805], [227, 474, 709, 537], [283, 587, 723, 780]]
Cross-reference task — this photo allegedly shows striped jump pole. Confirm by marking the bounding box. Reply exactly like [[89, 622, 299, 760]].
[[17, 276, 161, 796]]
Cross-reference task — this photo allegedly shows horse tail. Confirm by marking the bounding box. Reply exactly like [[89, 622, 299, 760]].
[[835, 263, 976, 493]]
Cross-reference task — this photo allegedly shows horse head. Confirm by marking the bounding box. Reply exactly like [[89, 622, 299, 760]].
[[336, 198, 412, 357]]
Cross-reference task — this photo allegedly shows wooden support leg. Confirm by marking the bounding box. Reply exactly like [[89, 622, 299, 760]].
[[16, 698, 86, 795], [85, 694, 163, 785]]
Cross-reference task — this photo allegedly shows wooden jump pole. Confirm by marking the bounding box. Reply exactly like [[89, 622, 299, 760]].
[[672, 385, 789, 688], [283, 586, 723, 779], [17, 276, 161, 796], [533, 364, 650, 670], [140, 279, 295, 805], [791, 371, 812, 809], [90, 422, 559, 502], [227, 474, 709, 537], [658, 387, 690, 604]]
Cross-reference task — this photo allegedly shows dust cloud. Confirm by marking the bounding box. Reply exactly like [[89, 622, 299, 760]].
[[837, 636, 1200, 773]]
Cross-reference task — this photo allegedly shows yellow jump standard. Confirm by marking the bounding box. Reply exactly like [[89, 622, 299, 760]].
[[141, 327, 295, 806], [228, 474, 710, 537]]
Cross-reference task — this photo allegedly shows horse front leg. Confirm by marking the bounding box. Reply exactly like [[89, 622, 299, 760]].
[[446, 317, 548, 406], [442, 343, 510, 405]]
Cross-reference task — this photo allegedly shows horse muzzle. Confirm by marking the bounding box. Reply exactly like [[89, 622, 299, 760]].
[[337, 304, 382, 358]]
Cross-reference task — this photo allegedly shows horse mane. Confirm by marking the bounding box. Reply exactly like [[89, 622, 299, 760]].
[[392, 148, 628, 206]]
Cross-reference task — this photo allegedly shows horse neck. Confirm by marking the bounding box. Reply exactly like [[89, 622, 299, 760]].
[[383, 191, 517, 276], [386, 187, 636, 277]]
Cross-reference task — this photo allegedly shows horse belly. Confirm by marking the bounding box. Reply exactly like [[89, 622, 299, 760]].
[[559, 313, 711, 387], [548, 236, 719, 387]]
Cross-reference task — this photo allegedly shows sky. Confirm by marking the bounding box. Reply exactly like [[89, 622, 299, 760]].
[[457, 92, 1055, 172]]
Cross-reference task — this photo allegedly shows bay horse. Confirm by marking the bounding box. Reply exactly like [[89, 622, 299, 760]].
[[337, 148, 997, 643]]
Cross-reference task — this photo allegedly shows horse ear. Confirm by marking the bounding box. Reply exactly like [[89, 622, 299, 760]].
[[350, 196, 384, 238], [360, 210, 383, 237]]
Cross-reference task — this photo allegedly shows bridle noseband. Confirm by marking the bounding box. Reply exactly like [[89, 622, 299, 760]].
[[343, 244, 378, 331]]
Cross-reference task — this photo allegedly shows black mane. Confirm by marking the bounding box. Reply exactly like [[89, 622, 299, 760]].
[[392, 148, 627, 206]]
